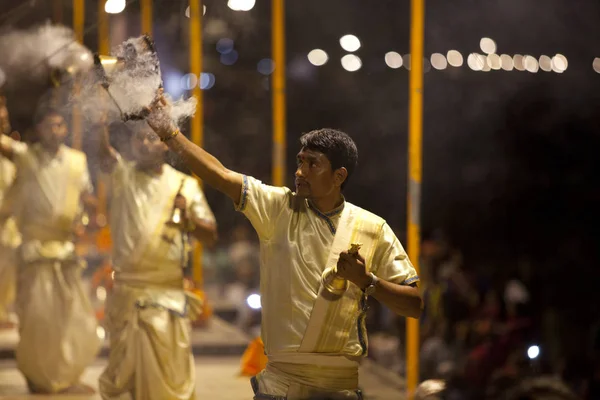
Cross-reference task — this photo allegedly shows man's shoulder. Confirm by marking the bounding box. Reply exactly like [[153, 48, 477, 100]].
[[345, 202, 386, 227]]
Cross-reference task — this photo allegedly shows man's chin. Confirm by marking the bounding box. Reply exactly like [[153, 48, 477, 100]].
[[295, 187, 310, 197]]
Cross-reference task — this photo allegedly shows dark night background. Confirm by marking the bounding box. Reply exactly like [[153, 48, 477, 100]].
[[2, 0, 599, 394]]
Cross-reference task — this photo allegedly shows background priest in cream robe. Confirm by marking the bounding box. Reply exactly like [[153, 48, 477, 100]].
[[97, 122, 217, 400], [0, 109, 100, 394]]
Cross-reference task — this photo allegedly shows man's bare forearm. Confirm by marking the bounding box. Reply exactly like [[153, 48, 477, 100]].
[[166, 134, 242, 203], [190, 217, 218, 247], [98, 124, 117, 172], [371, 279, 422, 319]]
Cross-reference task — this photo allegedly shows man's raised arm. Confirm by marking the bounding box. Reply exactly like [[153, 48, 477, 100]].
[[146, 101, 243, 204]]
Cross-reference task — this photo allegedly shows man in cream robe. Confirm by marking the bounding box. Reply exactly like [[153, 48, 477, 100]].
[[0, 151, 20, 328], [0, 97, 21, 328], [98, 122, 217, 400], [145, 100, 422, 400], [0, 108, 101, 394]]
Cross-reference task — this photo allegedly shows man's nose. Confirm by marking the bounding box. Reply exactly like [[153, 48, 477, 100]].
[[295, 165, 305, 178]]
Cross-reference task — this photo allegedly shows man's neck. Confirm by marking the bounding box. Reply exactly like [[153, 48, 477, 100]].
[[136, 162, 164, 175], [309, 194, 344, 214], [40, 143, 61, 156]]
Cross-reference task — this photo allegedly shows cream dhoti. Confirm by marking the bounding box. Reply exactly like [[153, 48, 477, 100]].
[[16, 241, 100, 393]]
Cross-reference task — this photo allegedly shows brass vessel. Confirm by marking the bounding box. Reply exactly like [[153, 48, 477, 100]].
[[321, 243, 362, 299]]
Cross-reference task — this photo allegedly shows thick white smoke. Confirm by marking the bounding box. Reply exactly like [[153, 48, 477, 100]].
[[76, 35, 196, 129], [0, 23, 93, 88]]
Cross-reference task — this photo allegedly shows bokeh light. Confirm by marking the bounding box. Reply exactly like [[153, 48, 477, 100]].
[[339, 35, 361, 52], [257, 58, 276, 75], [228, 0, 255, 11], [199, 73, 215, 90], [220, 50, 239, 66], [341, 54, 362, 72], [384, 51, 403, 69], [180, 73, 198, 90], [216, 38, 234, 55], [447, 50, 463, 67], [551, 54, 568, 73], [307, 49, 328, 66], [104, 0, 126, 14], [430, 53, 447, 70], [500, 54, 514, 71], [480, 37, 497, 55]]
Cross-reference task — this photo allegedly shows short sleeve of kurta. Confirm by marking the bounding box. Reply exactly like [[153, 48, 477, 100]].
[[234, 175, 291, 240], [371, 222, 420, 285]]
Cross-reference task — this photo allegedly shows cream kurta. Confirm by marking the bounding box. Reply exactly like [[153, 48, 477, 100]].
[[99, 156, 215, 400], [0, 136, 101, 393], [0, 156, 20, 323], [237, 176, 419, 399]]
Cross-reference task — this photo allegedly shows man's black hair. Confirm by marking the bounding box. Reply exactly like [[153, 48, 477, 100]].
[[33, 106, 63, 126], [299, 128, 358, 190]]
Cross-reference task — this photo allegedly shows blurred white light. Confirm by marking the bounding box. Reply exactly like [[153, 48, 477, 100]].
[[384, 51, 403, 69], [539, 55, 552, 72], [80, 53, 90, 61], [104, 0, 125, 14], [524, 55, 539, 73], [500, 54, 514, 71], [480, 37, 497, 55], [447, 50, 463, 67], [593, 58, 600, 73], [180, 73, 198, 90], [228, 0, 256, 11], [513, 55, 525, 71], [199, 73, 216, 90], [339, 35, 361, 52], [487, 54, 501, 70], [164, 71, 185, 98], [467, 53, 486, 71], [402, 54, 411, 70], [527, 345, 540, 360], [341, 54, 362, 72], [96, 286, 107, 302], [185, 5, 207, 17], [307, 49, 328, 66], [552, 54, 568, 73], [216, 38, 234, 54], [97, 326, 106, 340], [246, 294, 261, 310], [430, 53, 447, 70], [220, 50, 239, 66], [257, 58, 275, 75]]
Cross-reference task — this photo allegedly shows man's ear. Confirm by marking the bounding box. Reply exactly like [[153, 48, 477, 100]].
[[334, 167, 348, 188]]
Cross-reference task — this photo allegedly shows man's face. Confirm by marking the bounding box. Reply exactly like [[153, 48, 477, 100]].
[[295, 148, 341, 199], [37, 113, 68, 148], [131, 127, 168, 166]]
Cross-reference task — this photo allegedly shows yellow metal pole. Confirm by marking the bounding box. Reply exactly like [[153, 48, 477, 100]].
[[141, 0, 153, 35], [406, 0, 425, 398], [71, 0, 84, 150], [271, 0, 286, 187], [189, 0, 204, 287]]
